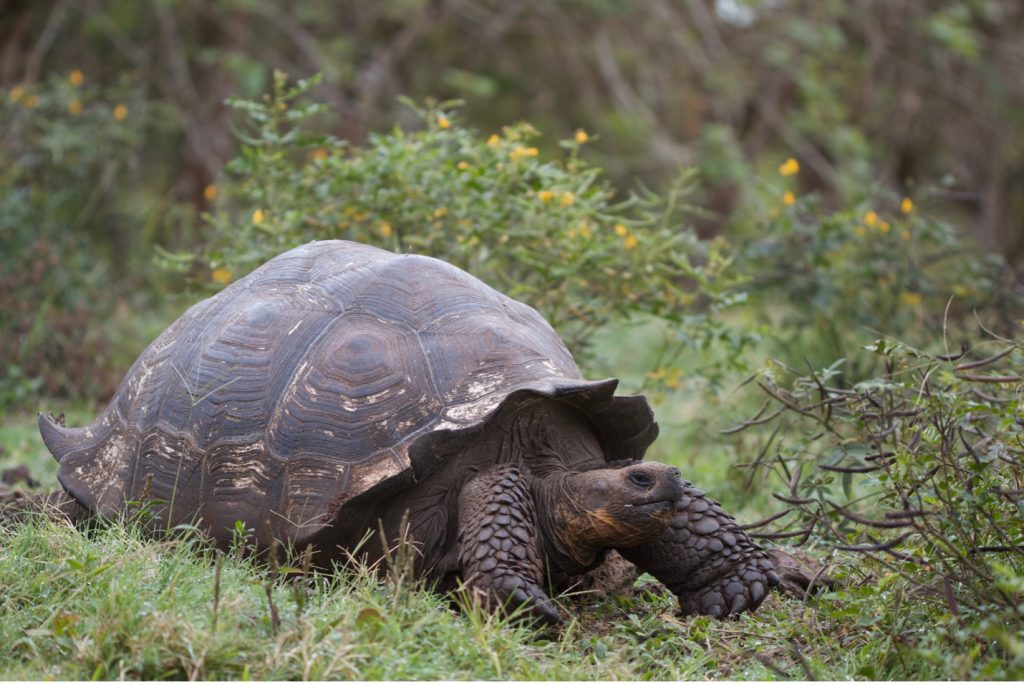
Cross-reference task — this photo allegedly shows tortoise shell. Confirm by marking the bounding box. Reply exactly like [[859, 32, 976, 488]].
[[40, 240, 658, 548]]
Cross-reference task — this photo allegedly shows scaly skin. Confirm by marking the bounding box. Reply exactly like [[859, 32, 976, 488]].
[[618, 480, 780, 617], [456, 465, 559, 624]]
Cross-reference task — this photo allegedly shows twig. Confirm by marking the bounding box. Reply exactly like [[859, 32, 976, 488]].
[[826, 501, 915, 528], [835, 531, 914, 552], [954, 346, 1016, 371], [751, 528, 814, 540], [739, 508, 795, 530]]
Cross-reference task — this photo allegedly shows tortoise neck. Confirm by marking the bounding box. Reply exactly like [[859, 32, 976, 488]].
[[532, 473, 604, 574]]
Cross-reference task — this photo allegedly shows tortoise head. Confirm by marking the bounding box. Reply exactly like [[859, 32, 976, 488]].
[[540, 462, 683, 568]]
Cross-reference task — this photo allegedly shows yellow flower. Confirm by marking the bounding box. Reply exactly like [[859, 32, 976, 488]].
[[579, 222, 592, 239], [252, 208, 264, 225], [901, 197, 914, 214], [614, 223, 629, 237], [433, 207, 448, 219], [879, 220, 890, 234], [308, 148, 328, 162], [211, 267, 233, 284], [67, 99, 83, 116], [901, 229, 911, 242], [113, 103, 127, 121], [203, 184, 218, 201], [487, 134, 501, 147], [561, 192, 575, 206], [575, 129, 589, 144], [778, 158, 800, 176], [437, 115, 451, 129], [864, 210, 878, 227], [376, 221, 393, 238], [457, 161, 470, 170], [665, 367, 683, 390], [783, 191, 796, 206], [538, 190, 554, 203], [510, 146, 539, 162], [69, 70, 84, 87], [624, 234, 638, 250], [9, 85, 23, 102], [900, 291, 922, 306], [24, 94, 39, 108]]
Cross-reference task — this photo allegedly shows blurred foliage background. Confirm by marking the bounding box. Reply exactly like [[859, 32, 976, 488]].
[[2, 0, 1023, 405], [2, 1, 1024, 677]]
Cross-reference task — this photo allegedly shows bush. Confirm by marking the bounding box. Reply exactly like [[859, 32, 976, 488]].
[[182, 72, 749, 377], [731, 174, 1018, 380], [732, 337, 1024, 677], [0, 73, 148, 407]]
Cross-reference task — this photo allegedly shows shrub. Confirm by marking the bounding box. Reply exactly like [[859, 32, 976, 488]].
[[0, 73, 151, 407], [184, 72, 749, 376], [732, 337, 1024, 676], [731, 179, 1018, 380]]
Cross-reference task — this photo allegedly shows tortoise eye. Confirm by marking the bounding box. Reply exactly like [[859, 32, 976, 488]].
[[628, 471, 654, 488]]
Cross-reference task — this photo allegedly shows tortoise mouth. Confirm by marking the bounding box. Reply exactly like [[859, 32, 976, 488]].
[[628, 498, 678, 516]]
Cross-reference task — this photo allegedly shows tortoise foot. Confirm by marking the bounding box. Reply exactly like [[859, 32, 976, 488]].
[[457, 465, 560, 625], [678, 552, 779, 617], [618, 479, 779, 618]]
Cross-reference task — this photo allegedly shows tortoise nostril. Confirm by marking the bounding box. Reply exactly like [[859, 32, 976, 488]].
[[628, 471, 654, 488]]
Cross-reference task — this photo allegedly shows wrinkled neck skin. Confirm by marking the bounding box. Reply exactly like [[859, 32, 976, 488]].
[[531, 473, 606, 577]]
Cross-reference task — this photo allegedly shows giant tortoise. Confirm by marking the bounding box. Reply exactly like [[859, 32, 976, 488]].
[[38, 240, 778, 623]]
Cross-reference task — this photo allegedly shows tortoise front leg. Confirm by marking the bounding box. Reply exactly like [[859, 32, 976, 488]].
[[618, 480, 779, 617], [456, 465, 560, 625]]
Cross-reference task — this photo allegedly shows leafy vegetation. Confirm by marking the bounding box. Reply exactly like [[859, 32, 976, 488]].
[[2, 1, 1023, 679]]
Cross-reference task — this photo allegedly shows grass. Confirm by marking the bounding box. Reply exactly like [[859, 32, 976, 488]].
[[1, 305, 1017, 679], [0, 405, 986, 680]]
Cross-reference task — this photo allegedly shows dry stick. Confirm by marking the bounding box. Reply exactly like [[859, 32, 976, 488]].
[[943, 575, 964, 627], [212, 551, 224, 631], [756, 382, 819, 419], [826, 500, 915, 529], [955, 374, 1024, 383], [738, 507, 796, 530], [265, 537, 281, 635], [752, 652, 793, 679], [834, 531, 914, 552], [720, 401, 784, 434], [864, 450, 896, 461], [789, 639, 818, 681], [954, 346, 1016, 371], [740, 422, 786, 491], [773, 492, 816, 506], [751, 528, 814, 541], [971, 388, 1011, 403], [934, 343, 968, 362], [883, 509, 931, 520], [819, 461, 891, 474]]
